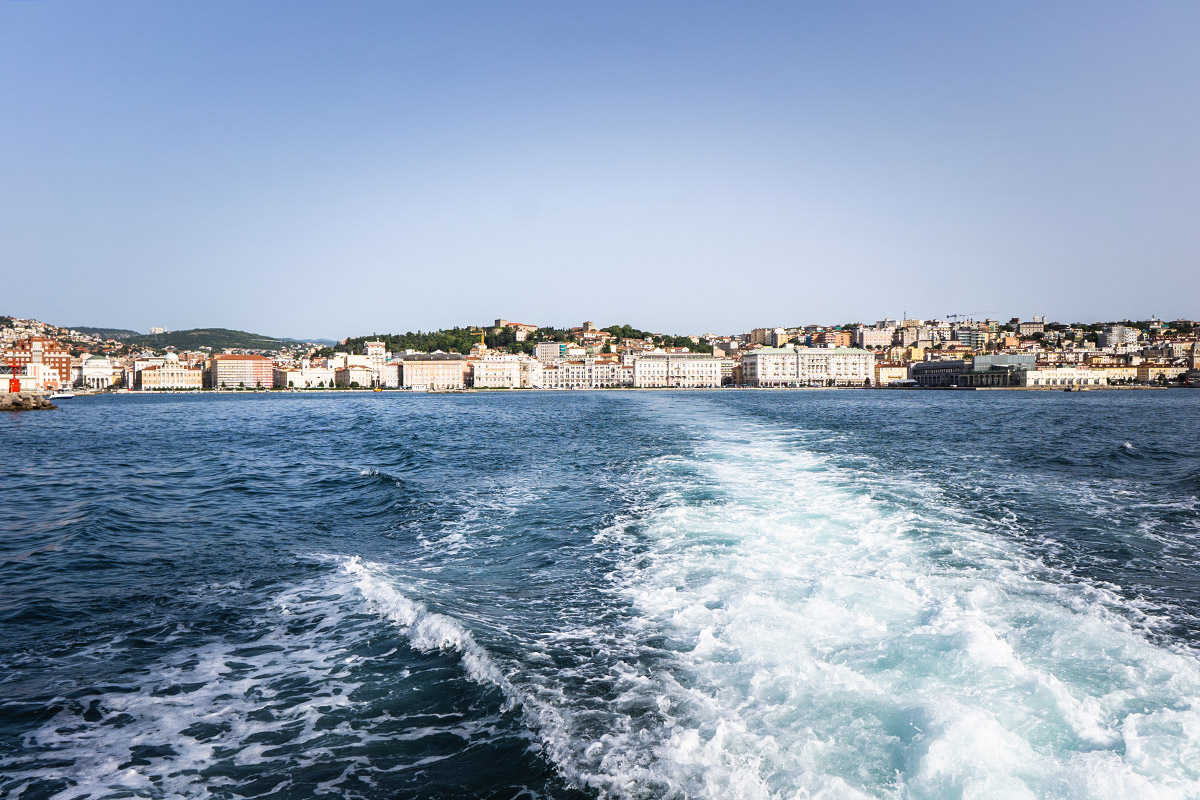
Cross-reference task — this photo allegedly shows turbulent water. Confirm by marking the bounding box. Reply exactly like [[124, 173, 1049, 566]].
[[3, 390, 1200, 799]]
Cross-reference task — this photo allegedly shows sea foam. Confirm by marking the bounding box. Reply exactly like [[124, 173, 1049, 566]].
[[586, 415, 1200, 799]]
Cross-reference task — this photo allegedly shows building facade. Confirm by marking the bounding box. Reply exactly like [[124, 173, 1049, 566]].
[[205, 354, 275, 389], [741, 346, 875, 387], [401, 354, 466, 390], [137, 354, 203, 390], [632, 353, 722, 388], [4, 337, 72, 386], [1016, 367, 1108, 388]]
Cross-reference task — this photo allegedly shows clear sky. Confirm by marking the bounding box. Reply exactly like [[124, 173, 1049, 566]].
[[2, 1, 1198, 338]]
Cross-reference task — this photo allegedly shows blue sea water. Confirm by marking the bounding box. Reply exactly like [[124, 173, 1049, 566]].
[[2, 390, 1200, 799]]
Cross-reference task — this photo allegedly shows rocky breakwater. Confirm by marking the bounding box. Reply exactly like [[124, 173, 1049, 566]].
[[1, 392, 57, 411]]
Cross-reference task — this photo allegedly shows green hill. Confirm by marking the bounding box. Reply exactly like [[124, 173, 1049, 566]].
[[342, 323, 712, 356], [69, 326, 142, 339], [126, 328, 286, 352]]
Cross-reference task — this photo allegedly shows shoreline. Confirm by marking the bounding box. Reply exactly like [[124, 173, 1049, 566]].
[[44, 384, 1186, 398]]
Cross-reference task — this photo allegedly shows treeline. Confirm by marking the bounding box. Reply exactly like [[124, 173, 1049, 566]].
[[126, 328, 285, 352], [341, 328, 510, 356], [69, 326, 142, 340], [341, 323, 712, 355]]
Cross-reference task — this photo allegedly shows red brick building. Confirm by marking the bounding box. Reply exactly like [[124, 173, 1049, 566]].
[[3, 337, 72, 385]]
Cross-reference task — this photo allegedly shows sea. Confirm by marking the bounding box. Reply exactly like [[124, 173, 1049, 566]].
[[2, 390, 1200, 800]]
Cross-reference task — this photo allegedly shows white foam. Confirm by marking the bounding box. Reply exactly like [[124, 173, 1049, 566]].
[[583, 413, 1200, 799]]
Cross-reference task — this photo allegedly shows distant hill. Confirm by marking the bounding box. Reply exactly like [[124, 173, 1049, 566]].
[[68, 326, 142, 339], [126, 328, 286, 352], [280, 337, 337, 346]]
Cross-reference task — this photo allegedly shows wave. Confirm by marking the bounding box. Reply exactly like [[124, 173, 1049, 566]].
[[0, 563, 536, 800]]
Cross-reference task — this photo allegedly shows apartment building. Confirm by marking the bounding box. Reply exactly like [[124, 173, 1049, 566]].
[[4, 336, 72, 386], [1098, 325, 1140, 348], [854, 326, 894, 349], [534, 341, 565, 363], [205, 354, 274, 389]]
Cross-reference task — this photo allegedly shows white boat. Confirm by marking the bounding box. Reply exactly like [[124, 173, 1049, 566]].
[[49, 391, 76, 400]]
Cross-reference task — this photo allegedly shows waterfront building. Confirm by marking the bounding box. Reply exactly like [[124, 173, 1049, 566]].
[[741, 346, 875, 387], [335, 364, 375, 387], [949, 353, 1039, 388], [1099, 366, 1138, 383], [379, 363, 401, 388], [1016, 367, 1107, 388], [910, 360, 970, 387], [519, 357, 544, 388], [1136, 363, 1186, 384], [3, 360, 63, 393], [400, 353, 465, 390], [472, 356, 521, 389], [874, 362, 910, 386], [274, 364, 336, 389], [137, 353, 203, 390], [592, 359, 633, 388], [205, 354, 274, 389], [633, 353, 721, 388], [80, 354, 115, 389]]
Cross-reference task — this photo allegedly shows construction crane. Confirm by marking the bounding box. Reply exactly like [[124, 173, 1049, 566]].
[[946, 311, 994, 322]]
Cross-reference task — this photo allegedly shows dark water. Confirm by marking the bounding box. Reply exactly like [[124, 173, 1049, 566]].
[[3, 390, 1199, 799]]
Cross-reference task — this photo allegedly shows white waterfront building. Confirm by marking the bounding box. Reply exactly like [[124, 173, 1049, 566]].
[[1015, 367, 1108, 388], [472, 356, 522, 389], [633, 353, 722, 388], [741, 346, 875, 387]]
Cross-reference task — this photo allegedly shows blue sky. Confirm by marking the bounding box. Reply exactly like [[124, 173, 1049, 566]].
[[2, 1, 1198, 338]]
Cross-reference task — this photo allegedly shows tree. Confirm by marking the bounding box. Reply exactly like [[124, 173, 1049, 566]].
[[238, 382, 245, 389]]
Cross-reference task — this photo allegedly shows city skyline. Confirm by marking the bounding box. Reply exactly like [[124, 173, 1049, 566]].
[[5, 2, 1200, 336]]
